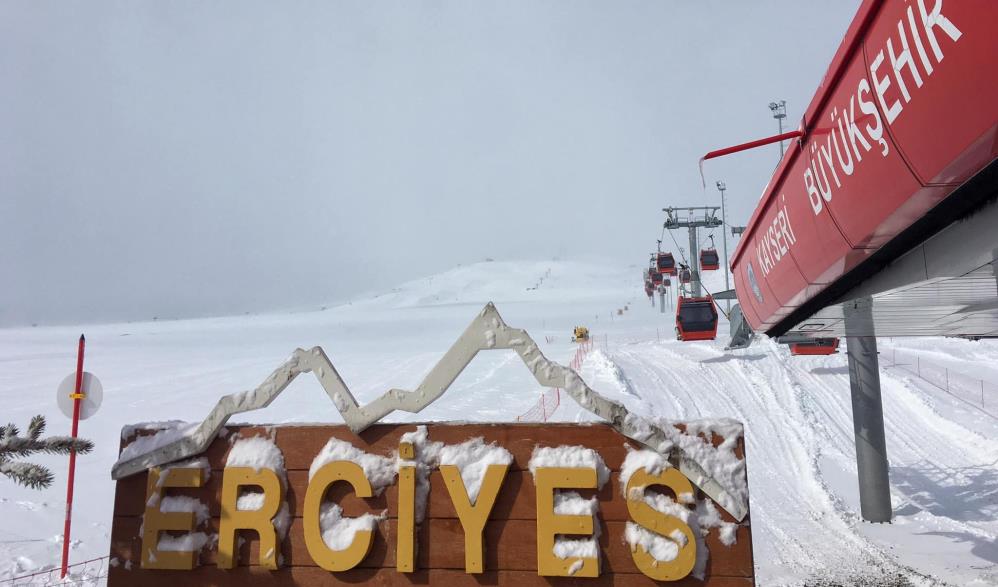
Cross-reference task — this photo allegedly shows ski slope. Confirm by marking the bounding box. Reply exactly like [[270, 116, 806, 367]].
[[1, 259, 997, 585]]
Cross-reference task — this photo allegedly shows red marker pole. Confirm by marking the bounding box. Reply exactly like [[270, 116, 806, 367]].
[[61, 334, 85, 579]]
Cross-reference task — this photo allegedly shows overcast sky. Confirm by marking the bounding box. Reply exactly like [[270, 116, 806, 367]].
[[1, 1, 860, 326]]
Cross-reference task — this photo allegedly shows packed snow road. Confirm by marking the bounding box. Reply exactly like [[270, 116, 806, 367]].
[[2, 260, 997, 585], [574, 338, 998, 585]]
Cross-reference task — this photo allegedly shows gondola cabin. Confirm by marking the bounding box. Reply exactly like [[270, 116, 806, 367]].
[[656, 252, 676, 275], [675, 295, 718, 341], [700, 248, 720, 271], [651, 272, 663, 286], [790, 338, 840, 356], [680, 268, 692, 284]]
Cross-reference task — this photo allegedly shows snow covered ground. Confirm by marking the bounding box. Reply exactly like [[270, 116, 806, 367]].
[[2, 259, 997, 585]]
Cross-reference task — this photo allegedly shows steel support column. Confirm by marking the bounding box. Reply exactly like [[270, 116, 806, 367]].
[[688, 226, 701, 298], [845, 298, 892, 523], [663, 207, 719, 300]]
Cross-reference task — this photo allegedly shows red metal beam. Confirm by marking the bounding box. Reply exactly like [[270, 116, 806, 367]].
[[702, 129, 803, 162], [698, 129, 804, 187]]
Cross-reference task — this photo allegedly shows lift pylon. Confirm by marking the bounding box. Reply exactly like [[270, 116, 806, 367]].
[[663, 207, 722, 297]]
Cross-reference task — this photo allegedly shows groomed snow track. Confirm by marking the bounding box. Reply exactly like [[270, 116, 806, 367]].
[[571, 336, 998, 586]]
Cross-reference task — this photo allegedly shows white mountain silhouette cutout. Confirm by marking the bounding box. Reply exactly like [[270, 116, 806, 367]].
[[111, 303, 747, 520]]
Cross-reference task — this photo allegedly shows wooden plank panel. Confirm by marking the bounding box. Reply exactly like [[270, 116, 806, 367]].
[[110, 517, 752, 577], [272, 424, 639, 472], [109, 565, 755, 587]]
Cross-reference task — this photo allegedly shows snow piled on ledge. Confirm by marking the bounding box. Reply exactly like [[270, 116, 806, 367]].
[[309, 437, 395, 551], [528, 445, 611, 488], [225, 435, 292, 542], [119, 421, 199, 462], [438, 436, 513, 504]]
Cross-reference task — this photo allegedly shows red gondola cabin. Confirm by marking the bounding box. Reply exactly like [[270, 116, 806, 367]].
[[656, 252, 676, 275], [790, 338, 840, 356], [675, 295, 718, 341], [700, 248, 720, 271]]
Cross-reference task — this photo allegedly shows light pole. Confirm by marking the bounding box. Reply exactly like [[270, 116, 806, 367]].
[[716, 181, 731, 312], [769, 100, 787, 159]]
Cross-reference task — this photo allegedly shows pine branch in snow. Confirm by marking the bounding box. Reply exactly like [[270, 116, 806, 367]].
[[0, 423, 19, 441], [27, 414, 45, 440], [0, 435, 95, 457], [0, 415, 94, 490], [34, 436, 95, 455], [0, 461, 54, 490]]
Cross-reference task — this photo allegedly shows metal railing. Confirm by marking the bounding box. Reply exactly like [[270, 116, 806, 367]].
[[881, 346, 998, 419], [3, 556, 109, 586]]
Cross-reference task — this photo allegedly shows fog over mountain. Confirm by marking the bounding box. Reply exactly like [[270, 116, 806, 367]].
[[1, 1, 859, 326]]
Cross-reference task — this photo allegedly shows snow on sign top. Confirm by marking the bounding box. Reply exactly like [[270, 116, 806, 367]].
[[110, 302, 748, 522]]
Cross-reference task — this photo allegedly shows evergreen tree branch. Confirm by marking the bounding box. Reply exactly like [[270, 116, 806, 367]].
[[0, 416, 95, 490], [36, 436, 95, 455], [27, 415, 45, 441], [0, 423, 18, 441], [0, 436, 94, 457], [0, 461, 54, 490]]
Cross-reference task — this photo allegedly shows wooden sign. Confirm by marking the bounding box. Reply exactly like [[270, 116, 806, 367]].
[[108, 423, 754, 585]]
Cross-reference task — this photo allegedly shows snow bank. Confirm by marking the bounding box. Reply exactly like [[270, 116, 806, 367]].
[[226, 435, 292, 540], [309, 437, 395, 551], [585, 350, 638, 398]]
